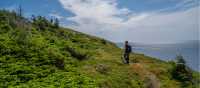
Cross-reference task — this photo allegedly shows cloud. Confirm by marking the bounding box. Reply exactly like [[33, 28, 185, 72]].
[[123, 7, 199, 43], [59, 0, 129, 25], [58, 0, 199, 43], [156, 0, 199, 12], [49, 13, 64, 19]]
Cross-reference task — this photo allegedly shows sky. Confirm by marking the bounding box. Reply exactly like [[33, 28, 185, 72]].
[[0, 0, 199, 44]]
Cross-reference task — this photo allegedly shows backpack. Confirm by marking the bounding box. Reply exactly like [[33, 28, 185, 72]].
[[127, 45, 132, 53]]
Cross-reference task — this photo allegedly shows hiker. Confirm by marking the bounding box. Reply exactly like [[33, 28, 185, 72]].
[[123, 41, 132, 64]]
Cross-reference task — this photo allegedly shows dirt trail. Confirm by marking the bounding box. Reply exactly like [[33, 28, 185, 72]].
[[130, 63, 160, 88]]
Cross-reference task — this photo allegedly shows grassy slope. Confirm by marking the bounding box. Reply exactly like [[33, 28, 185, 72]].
[[0, 11, 199, 88]]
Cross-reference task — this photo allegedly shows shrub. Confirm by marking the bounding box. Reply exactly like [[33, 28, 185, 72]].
[[0, 24, 12, 34], [95, 64, 109, 74], [14, 29, 31, 45], [55, 58, 64, 69], [101, 39, 107, 45], [171, 55, 193, 86], [64, 46, 90, 60]]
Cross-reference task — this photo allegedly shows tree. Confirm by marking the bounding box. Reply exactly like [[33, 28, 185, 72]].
[[17, 5, 23, 17], [50, 18, 53, 24], [171, 54, 193, 86], [54, 18, 59, 28], [176, 54, 186, 64], [31, 16, 48, 30], [31, 15, 36, 22]]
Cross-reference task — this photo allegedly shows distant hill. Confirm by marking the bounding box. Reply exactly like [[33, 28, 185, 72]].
[[0, 9, 199, 88], [117, 40, 199, 48]]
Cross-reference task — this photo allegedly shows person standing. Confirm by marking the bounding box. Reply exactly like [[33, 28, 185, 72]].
[[123, 41, 132, 64]]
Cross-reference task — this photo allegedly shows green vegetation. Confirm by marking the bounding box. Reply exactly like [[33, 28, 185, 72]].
[[0, 9, 199, 88], [170, 55, 199, 88]]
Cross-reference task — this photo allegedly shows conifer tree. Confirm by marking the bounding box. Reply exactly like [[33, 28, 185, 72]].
[[54, 18, 59, 28]]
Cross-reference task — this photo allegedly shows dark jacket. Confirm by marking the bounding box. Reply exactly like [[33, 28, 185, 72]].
[[125, 45, 132, 53]]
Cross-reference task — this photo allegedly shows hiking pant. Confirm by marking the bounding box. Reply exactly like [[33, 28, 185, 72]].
[[124, 53, 129, 64]]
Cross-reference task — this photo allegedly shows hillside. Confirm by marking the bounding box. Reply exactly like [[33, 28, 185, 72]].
[[0, 10, 199, 88]]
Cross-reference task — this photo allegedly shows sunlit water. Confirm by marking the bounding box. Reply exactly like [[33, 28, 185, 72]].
[[133, 46, 199, 71]]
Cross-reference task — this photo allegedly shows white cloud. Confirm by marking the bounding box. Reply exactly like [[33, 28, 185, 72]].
[[150, 0, 198, 12], [123, 7, 199, 43], [60, 0, 126, 24], [49, 13, 64, 19], [58, 0, 199, 43]]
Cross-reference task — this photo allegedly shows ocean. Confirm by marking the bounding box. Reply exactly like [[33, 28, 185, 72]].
[[117, 41, 199, 71]]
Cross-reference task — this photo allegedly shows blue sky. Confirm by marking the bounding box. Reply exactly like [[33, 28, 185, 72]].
[[0, 0, 199, 43]]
